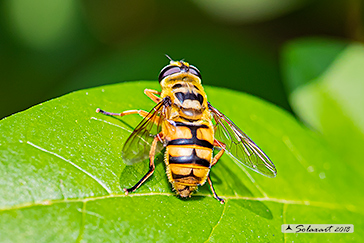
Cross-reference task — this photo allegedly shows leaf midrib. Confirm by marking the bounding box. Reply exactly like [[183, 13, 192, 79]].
[[1, 192, 360, 214]]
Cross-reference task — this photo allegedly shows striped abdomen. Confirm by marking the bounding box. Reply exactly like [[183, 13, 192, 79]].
[[164, 122, 214, 197]]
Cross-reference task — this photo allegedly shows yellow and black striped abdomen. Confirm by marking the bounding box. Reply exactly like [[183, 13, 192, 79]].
[[163, 121, 214, 197]]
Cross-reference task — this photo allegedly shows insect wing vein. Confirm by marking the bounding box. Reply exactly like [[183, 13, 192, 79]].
[[121, 101, 165, 165], [208, 103, 277, 178]]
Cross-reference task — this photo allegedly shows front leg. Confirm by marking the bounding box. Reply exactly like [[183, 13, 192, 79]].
[[96, 88, 161, 119], [96, 108, 161, 125], [144, 89, 161, 103], [96, 108, 150, 117]]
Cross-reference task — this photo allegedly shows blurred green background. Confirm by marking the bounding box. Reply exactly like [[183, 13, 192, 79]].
[[0, 0, 363, 119]]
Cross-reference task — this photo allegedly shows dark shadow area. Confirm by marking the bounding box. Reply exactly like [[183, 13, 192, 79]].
[[198, 157, 274, 219], [119, 152, 166, 190], [101, 114, 136, 131], [230, 199, 274, 220], [177, 195, 206, 203], [209, 157, 255, 197]]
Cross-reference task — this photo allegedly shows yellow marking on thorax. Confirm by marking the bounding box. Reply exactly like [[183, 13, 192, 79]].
[[160, 74, 204, 98], [181, 100, 202, 110]]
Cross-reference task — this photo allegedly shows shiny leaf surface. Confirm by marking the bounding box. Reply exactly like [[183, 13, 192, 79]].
[[0, 82, 362, 242]]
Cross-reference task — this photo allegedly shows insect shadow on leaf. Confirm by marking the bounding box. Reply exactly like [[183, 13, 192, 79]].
[[206, 156, 255, 197], [232, 199, 273, 220], [103, 115, 136, 132], [119, 152, 167, 190], [95, 112, 168, 191]]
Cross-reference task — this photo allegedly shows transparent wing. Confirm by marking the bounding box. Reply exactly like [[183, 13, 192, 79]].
[[121, 100, 167, 165], [209, 103, 277, 178]]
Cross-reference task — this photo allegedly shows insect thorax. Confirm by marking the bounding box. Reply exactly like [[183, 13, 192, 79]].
[[161, 75, 209, 119]]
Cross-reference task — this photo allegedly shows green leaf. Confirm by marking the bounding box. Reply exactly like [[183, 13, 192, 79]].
[[282, 39, 364, 176], [0, 81, 363, 242]]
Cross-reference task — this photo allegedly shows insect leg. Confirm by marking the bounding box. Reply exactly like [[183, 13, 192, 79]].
[[96, 108, 162, 125], [96, 108, 148, 117], [207, 139, 226, 203], [211, 139, 226, 167], [124, 133, 162, 194], [208, 176, 225, 204], [144, 89, 161, 103]]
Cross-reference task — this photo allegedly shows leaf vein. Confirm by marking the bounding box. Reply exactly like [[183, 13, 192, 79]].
[[76, 202, 87, 243], [1, 192, 360, 214], [204, 199, 228, 243], [25, 141, 112, 194], [90, 117, 133, 133], [283, 203, 287, 243]]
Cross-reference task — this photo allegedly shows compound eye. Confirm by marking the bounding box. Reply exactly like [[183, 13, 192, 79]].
[[189, 65, 201, 79], [158, 66, 181, 82]]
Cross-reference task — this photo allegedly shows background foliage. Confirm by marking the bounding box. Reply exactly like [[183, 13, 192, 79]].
[[1, 0, 363, 119], [1, 0, 364, 242]]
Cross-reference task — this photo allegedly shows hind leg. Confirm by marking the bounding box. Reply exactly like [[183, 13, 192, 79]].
[[208, 139, 226, 204], [207, 176, 225, 204]]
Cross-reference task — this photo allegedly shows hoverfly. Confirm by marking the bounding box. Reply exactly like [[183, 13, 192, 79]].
[[96, 57, 277, 204]]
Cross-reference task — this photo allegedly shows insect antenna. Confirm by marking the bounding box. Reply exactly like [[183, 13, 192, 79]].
[[165, 54, 174, 62]]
